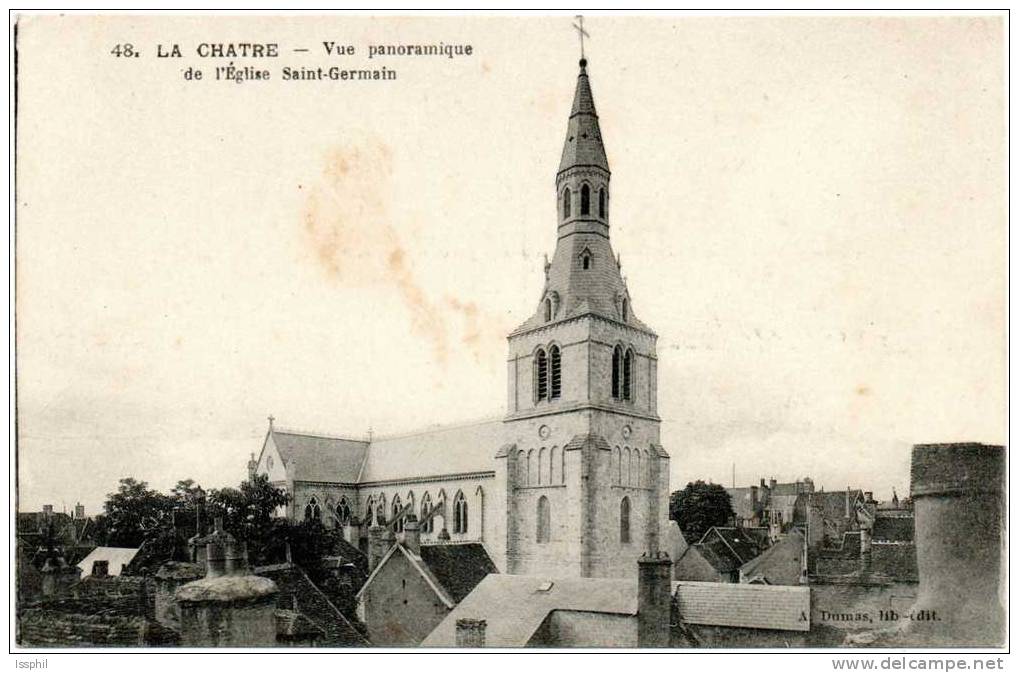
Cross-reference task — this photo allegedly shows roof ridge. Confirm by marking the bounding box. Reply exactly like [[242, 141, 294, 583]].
[[273, 426, 371, 443], [370, 415, 503, 442]]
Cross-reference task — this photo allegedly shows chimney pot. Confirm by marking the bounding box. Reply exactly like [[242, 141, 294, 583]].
[[455, 618, 487, 647]]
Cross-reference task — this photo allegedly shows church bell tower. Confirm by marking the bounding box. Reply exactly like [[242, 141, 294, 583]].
[[493, 57, 671, 579]]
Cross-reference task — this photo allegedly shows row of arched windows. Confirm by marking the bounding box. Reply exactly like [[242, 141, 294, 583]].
[[519, 446, 565, 486], [360, 489, 471, 535], [535, 345, 562, 402], [611, 345, 635, 401], [562, 184, 607, 221], [614, 446, 652, 487]]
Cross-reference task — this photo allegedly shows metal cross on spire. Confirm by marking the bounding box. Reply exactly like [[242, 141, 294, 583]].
[[572, 15, 590, 61]]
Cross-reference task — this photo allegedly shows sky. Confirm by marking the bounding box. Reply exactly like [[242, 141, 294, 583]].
[[15, 15, 1006, 514]]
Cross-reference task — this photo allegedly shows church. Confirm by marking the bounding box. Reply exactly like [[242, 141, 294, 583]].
[[250, 55, 671, 580]]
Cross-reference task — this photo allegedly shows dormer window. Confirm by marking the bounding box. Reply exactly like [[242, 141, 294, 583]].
[[581, 184, 590, 215], [563, 188, 571, 219]]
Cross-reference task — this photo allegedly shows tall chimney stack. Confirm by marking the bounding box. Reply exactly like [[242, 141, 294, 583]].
[[637, 551, 672, 647], [908, 443, 1004, 646], [402, 515, 421, 555]]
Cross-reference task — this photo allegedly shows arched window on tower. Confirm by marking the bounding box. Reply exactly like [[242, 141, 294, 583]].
[[304, 497, 321, 522], [537, 496, 551, 543], [623, 348, 634, 401], [392, 495, 404, 533], [621, 298, 629, 322], [550, 345, 561, 400], [634, 451, 641, 487], [620, 497, 631, 543], [527, 449, 535, 486], [365, 497, 374, 526], [549, 446, 559, 484], [453, 491, 468, 534], [563, 188, 571, 219], [614, 446, 622, 485], [599, 187, 606, 218], [581, 184, 590, 215], [544, 298, 552, 322], [536, 348, 548, 402], [612, 345, 622, 399], [538, 447, 546, 484], [420, 492, 433, 533]]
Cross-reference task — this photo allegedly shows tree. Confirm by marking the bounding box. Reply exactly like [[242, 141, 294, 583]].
[[669, 480, 735, 544], [207, 473, 290, 563], [98, 478, 176, 547]]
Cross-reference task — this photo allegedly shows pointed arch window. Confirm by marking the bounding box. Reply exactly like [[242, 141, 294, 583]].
[[621, 298, 629, 322], [581, 184, 590, 215], [453, 491, 468, 534], [550, 345, 561, 400], [612, 345, 622, 399], [623, 348, 634, 401], [304, 497, 322, 522], [614, 446, 622, 485], [563, 188, 572, 219], [544, 298, 552, 322], [337, 497, 351, 526], [376, 502, 385, 527], [537, 496, 551, 543], [365, 497, 374, 526], [420, 492, 433, 533], [620, 497, 631, 543], [599, 187, 606, 218], [527, 449, 535, 486], [536, 348, 548, 402], [538, 447, 546, 484], [392, 495, 404, 533]]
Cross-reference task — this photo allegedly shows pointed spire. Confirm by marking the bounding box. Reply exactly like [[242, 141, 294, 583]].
[[558, 59, 609, 176]]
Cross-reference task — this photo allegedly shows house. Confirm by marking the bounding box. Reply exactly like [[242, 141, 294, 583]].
[[420, 559, 812, 647], [76, 547, 140, 578], [693, 527, 770, 582], [739, 530, 806, 585], [356, 518, 498, 646], [665, 521, 725, 582]]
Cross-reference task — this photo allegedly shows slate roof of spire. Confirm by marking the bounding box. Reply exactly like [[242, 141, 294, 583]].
[[558, 60, 609, 175]]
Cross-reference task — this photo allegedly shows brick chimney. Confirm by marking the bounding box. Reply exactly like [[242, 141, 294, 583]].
[[403, 515, 420, 555], [367, 525, 386, 572], [637, 551, 672, 648], [455, 618, 487, 647]]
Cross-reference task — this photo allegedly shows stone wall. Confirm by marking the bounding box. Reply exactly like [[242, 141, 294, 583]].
[[357, 549, 449, 646]]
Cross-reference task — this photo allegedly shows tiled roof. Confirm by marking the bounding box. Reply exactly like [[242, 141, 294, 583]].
[[255, 562, 368, 646], [673, 581, 810, 632], [739, 530, 804, 586], [871, 543, 918, 582], [873, 515, 914, 543], [674, 546, 725, 582], [358, 419, 503, 483], [696, 527, 766, 574], [267, 430, 368, 483], [419, 542, 498, 604], [421, 574, 636, 647]]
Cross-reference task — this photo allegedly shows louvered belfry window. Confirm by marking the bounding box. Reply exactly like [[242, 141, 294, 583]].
[[550, 345, 562, 399], [581, 184, 591, 215], [536, 348, 548, 401], [623, 348, 634, 401], [612, 345, 622, 399]]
